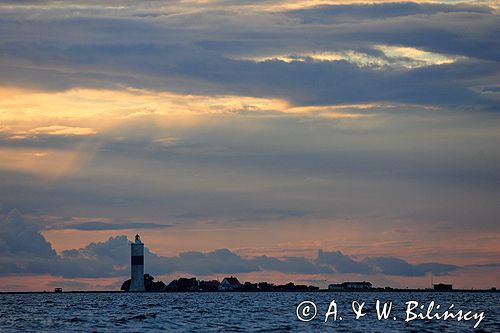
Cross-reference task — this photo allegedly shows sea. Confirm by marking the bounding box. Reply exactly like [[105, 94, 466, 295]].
[[0, 292, 498, 332]]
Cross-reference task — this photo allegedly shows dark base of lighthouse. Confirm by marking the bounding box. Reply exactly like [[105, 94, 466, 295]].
[[121, 274, 167, 292]]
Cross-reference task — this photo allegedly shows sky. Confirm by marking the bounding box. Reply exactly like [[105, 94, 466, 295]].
[[0, 0, 499, 291]]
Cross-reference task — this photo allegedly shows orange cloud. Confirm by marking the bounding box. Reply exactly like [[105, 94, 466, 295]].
[[28, 125, 96, 136], [0, 86, 372, 139]]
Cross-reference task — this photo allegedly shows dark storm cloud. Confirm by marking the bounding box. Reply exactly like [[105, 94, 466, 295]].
[[286, 3, 493, 24], [55, 235, 458, 278], [254, 255, 333, 274], [365, 257, 458, 277], [0, 210, 460, 278], [59, 237, 460, 278], [171, 249, 260, 275], [337, 15, 500, 62], [50, 238, 334, 277], [0, 2, 498, 107], [316, 250, 372, 274], [0, 209, 56, 258], [0, 42, 497, 107], [0, 209, 58, 275]]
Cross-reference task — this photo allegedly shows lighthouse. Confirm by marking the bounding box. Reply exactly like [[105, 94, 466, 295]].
[[130, 234, 145, 291]]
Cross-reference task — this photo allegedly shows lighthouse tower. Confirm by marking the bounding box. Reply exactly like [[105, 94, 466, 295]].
[[130, 234, 145, 291]]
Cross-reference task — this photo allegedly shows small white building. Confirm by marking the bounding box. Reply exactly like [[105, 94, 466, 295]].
[[218, 276, 241, 291]]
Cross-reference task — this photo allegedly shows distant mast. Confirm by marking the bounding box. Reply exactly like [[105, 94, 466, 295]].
[[130, 234, 145, 291]]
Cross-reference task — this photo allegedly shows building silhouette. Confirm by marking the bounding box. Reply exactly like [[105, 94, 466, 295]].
[[219, 276, 242, 290], [328, 281, 372, 290]]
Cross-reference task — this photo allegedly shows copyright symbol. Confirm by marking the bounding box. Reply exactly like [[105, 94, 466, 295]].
[[296, 301, 317, 322]]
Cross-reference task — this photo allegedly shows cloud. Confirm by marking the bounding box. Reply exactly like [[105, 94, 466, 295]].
[[57, 235, 131, 278], [1, 102, 499, 231], [0, 1, 498, 107], [57, 236, 460, 278], [286, 3, 493, 24], [255, 255, 332, 274], [316, 250, 373, 274], [28, 126, 96, 136], [172, 249, 259, 275], [0, 209, 58, 275], [0, 1, 498, 286], [52, 221, 172, 231], [315, 250, 459, 277], [365, 257, 458, 277], [237, 45, 465, 70], [0, 210, 460, 278], [0, 209, 56, 258]]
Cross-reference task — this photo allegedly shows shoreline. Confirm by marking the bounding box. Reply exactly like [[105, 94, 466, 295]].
[[1, 289, 498, 294]]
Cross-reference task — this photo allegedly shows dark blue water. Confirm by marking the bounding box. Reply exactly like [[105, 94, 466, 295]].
[[0, 292, 498, 332]]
